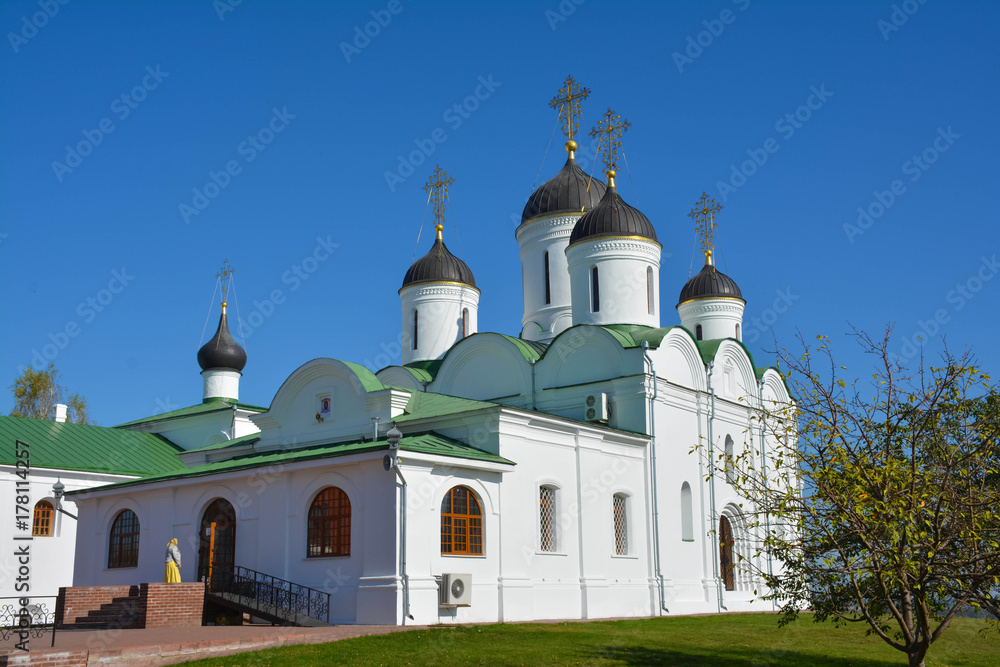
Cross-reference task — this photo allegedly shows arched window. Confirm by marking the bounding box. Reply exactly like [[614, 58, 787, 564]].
[[719, 515, 735, 591], [613, 493, 628, 555], [462, 308, 469, 338], [680, 483, 693, 541], [724, 435, 736, 485], [695, 324, 703, 340], [412, 310, 418, 350], [441, 486, 483, 555], [735, 323, 741, 341], [32, 500, 54, 537], [543, 252, 551, 305], [307, 487, 351, 558], [646, 266, 655, 315], [539, 485, 557, 552], [591, 267, 600, 313], [108, 509, 140, 569]]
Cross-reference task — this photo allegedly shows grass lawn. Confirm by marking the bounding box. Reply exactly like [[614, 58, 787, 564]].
[[175, 613, 998, 666]]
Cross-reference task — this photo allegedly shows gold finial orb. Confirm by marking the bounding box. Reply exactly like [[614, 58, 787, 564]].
[[566, 139, 577, 152], [435, 222, 444, 240], [221, 301, 228, 314]]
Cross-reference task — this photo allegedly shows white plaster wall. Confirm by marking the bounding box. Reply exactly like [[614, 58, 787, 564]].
[[677, 298, 746, 342], [400, 283, 479, 365], [124, 410, 242, 451], [202, 370, 241, 401], [0, 467, 130, 600], [566, 238, 661, 328], [516, 213, 578, 342]]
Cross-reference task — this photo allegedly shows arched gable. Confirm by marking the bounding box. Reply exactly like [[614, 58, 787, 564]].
[[376, 366, 426, 391], [760, 368, 792, 407], [252, 358, 387, 446], [653, 328, 707, 392], [710, 340, 758, 403], [539, 326, 631, 389], [430, 333, 533, 401]]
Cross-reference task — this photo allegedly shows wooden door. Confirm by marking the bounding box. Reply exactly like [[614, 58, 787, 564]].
[[199, 499, 236, 590], [719, 515, 735, 591]]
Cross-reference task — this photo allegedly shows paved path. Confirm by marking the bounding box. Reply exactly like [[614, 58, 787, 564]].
[[0, 623, 421, 666]]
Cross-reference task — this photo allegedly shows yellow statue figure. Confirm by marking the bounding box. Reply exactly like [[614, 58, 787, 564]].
[[164, 538, 182, 583]]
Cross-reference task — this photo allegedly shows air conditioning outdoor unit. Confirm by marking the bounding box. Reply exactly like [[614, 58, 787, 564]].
[[583, 393, 609, 422], [439, 573, 472, 607]]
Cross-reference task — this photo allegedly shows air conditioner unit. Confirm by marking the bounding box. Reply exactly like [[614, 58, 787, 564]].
[[439, 573, 472, 606], [584, 393, 609, 422]]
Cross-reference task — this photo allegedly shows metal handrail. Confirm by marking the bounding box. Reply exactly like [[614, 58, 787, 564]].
[[0, 595, 57, 647], [205, 566, 330, 625]]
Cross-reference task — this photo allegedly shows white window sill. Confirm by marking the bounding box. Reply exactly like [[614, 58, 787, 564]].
[[441, 553, 486, 558], [611, 554, 639, 559], [535, 550, 567, 556]]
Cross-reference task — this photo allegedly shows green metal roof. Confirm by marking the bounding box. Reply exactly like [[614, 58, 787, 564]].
[[341, 361, 385, 392], [115, 397, 266, 428], [183, 433, 262, 453], [0, 416, 186, 477], [69, 431, 513, 494], [393, 390, 499, 423]]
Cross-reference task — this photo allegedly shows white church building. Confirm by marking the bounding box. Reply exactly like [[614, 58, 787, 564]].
[[62, 81, 794, 626]]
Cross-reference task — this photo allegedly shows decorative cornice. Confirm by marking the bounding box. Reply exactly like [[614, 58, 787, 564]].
[[399, 280, 482, 297], [677, 297, 746, 311], [566, 234, 662, 253]]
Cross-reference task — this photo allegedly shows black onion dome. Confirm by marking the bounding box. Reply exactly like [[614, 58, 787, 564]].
[[197, 308, 247, 372], [521, 156, 607, 224], [677, 261, 745, 306], [568, 185, 658, 245], [400, 238, 477, 290]]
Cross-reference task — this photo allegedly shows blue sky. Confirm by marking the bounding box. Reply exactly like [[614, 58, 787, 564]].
[[2, 0, 997, 426]]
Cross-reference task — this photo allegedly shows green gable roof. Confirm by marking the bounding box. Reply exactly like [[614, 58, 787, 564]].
[[115, 397, 266, 428], [69, 431, 513, 493], [0, 416, 185, 477]]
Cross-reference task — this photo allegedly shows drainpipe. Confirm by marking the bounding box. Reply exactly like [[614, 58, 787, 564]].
[[641, 342, 668, 614], [529, 358, 536, 410], [757, 379, 776, 611], [706, 361, 726, 612], [386, 426, 414, 623]]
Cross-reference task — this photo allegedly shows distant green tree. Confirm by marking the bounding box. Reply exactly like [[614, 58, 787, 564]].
[[9, 363, 93, 424], [720, 327, 1000, 667]]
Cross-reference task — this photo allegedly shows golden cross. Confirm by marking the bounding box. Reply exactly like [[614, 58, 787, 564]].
[[688, 192, 724, 259], [216, 259, 234, 302], [548, 75, 591, 145], [423, 166, 455, 239], [588, 108, 631, 178]]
